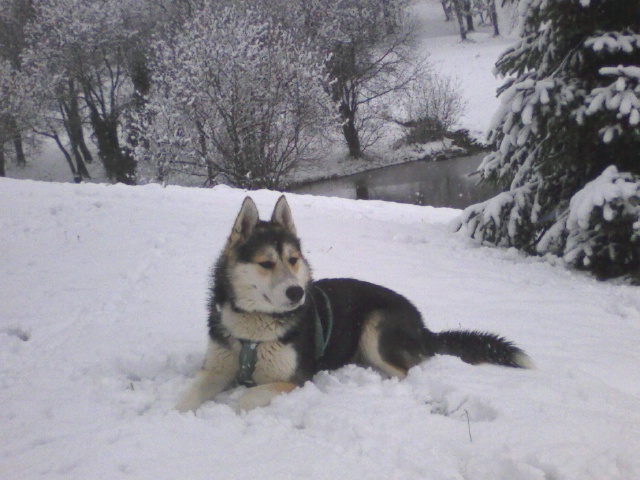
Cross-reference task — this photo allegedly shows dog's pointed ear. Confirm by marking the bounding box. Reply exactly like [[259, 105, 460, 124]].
[[227, 197, 260, 248], [271, 195, 296, 235]]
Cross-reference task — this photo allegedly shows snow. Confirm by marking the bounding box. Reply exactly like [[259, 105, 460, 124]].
[[407, 1, 514, 140], [586, 33, 640, 54], [2, 2, 640, 478], [537, 166, 640, 267], [2, 179, 640, 480], [567, 166, 639, 230]]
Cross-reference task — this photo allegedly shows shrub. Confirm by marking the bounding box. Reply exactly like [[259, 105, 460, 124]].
[[400, 73, 466, 144]]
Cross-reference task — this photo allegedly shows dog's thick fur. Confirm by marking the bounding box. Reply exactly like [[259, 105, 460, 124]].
[[176, 196, 532, 412]]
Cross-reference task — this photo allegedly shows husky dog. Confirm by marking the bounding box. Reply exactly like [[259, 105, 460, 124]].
[[176, 196, 532, 412]]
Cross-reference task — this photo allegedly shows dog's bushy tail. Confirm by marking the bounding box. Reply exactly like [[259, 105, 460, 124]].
[[431, 330, 533, 368]]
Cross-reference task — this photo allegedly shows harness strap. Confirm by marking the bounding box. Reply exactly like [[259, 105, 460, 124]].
[[234, 285, 333, 386], [237, 339, 258, 387], [312, 285, 333, 360]]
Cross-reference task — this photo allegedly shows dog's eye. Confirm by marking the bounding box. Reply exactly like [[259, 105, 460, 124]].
[[258, 261, 275, 270], [289, 257, 299, 266]]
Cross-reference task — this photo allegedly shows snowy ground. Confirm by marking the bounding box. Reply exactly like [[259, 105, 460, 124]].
[[2, 180, 639, 480]]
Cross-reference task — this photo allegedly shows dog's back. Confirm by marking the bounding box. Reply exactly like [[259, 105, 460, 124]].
[[312, 278, 532, 379]]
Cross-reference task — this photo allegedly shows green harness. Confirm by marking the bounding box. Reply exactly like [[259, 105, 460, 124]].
[[235, 285, 333, 387], [236, 339, 259, 387]]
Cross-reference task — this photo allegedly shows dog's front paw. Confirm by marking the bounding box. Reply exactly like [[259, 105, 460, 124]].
[[235, 382, 297, 413], [174, 392, 204, 413]]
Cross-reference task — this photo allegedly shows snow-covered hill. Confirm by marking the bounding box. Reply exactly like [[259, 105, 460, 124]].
[[2, 179, 639, 479]]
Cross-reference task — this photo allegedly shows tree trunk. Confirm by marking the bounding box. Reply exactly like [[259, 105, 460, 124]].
[[58, 96, 91, 182], [51, 131, 81, 183], [489, 0, 500, 36], [12, 131, 26, 166], [95, 116, 136, 184], [7, 117, 27, 166], [125, 54, 151, 157], [80, 74, 136, 184], [463, 0, 475, 32], [441, 0, 452, 21], [0, 145, 5, 177], [66, 80, 94, 164], [465, 14, 474, 32], [85, 101, 136, 185], [329, 44, 363, 158], [195, 119, 216, 184], [73, 147, 91, 180], [340, 104, 362, 158], [70, 116, 94, 166], [451, 0, 467, 41]]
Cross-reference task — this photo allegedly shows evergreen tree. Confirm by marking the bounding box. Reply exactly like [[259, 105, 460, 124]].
[[456, 0, 640, 279]]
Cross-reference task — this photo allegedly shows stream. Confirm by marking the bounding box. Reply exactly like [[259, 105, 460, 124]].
[[292, 152, 500, 209]]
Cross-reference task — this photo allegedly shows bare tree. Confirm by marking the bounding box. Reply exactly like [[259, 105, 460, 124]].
[[306, 0, 415, 158], [327, 33, 421, 157]]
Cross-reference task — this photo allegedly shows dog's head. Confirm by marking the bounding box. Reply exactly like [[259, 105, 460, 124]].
[[220, 196, 312, 314]]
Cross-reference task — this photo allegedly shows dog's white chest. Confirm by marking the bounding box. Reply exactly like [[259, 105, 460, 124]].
[[220, 305, 290, 342], [252, 341, 298, 384]]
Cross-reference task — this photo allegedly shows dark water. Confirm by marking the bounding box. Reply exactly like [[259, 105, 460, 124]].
[[292, 153, 500, 209]]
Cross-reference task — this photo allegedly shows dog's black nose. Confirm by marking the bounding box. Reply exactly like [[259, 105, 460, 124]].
[[286, 286, 304, 303]]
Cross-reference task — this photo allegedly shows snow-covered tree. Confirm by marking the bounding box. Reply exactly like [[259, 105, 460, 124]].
[[0, 0, 33, 169], [137, 5, 330, 189], [24, 0, 155, 184], [398, 72, 466, 144], [321, 0, 415, 157], [256, 0, 415, 158], [455, 0, 640, 279], [0, 60, 28, 176]]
